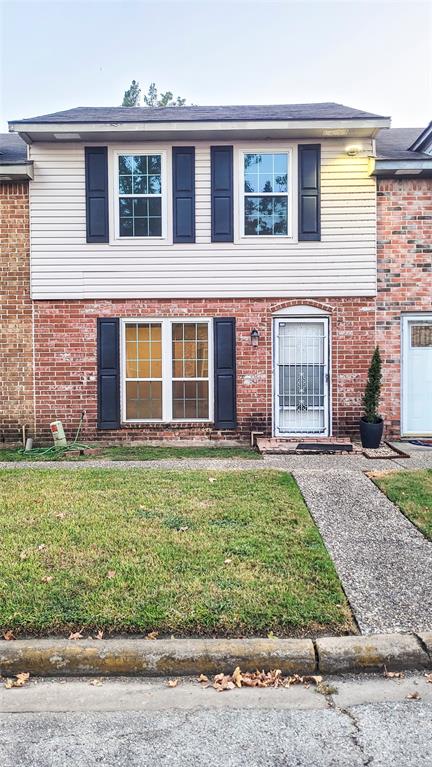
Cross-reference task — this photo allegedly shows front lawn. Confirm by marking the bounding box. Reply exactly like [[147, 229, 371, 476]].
[[0, 469, 352, 637], [0, 445, 261, 462], [373, 469, 432, 541]]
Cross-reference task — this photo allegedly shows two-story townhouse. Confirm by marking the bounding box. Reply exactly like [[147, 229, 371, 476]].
[[4, 103, 392, 444], [6, 102, 391, 445], [373, 124, 432, 438]]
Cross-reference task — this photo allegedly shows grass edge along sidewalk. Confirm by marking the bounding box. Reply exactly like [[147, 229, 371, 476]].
[[372, 469, 432, 541], [0, 468, 352, 637]]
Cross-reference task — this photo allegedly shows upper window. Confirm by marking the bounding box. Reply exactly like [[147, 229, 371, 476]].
[[118, 154, 163, 237], [243, 152, 289, 236]]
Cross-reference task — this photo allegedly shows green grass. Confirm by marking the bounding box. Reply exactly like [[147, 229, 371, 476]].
[[373, 469, 432, 541], [0, 469, 352, 637], [0, 444, 261, 462]]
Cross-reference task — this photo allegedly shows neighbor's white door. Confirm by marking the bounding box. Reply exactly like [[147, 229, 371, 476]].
[[274, 318, 329, 437], [402, 315, 432, 435]]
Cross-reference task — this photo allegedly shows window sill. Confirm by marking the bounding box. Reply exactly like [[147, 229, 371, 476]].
[[119, 421, 214, 429]]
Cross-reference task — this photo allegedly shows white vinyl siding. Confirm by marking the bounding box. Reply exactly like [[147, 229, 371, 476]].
[[28, 139, 377, 299]]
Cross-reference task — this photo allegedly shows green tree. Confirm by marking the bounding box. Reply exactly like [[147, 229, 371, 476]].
[[122, 80, 141, 107], [362, 346, 382, 423], [143, 82, 187, 108]]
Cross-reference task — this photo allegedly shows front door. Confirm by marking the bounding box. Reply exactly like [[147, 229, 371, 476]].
[[402, 314, 432, 435], [274, 317, 330, 437]]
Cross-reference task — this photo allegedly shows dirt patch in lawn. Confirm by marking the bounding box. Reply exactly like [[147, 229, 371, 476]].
[[0, 469, 353, 637]]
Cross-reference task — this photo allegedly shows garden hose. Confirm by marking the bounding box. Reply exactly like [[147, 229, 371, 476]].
[[18, 412, 89, 459]]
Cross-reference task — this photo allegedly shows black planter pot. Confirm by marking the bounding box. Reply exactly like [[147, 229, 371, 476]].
[[359, 417, 384, 449]]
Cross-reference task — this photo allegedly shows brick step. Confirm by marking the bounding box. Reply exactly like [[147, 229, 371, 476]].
[[257, 437, 354, 455]]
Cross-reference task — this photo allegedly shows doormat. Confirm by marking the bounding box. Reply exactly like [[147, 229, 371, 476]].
[[296, 442, 353, 453], [407, 439, 432, 448]]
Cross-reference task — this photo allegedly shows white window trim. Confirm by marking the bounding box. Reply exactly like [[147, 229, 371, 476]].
[[236, 145, 295, 242], [111, 148, 169, 243], [120, 317, 213, 424]]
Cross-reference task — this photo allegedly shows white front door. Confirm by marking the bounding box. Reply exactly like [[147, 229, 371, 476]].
[[274, 317, 330, 437], [402, 314, 432, 436]]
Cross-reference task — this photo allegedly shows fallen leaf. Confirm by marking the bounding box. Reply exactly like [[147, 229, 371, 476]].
[[167, 679, 179, 688], [106, 570, 116, 579], [232, 666, 242, 688], [425, 673, 432, 684], [4, 672, 30, 689], [198, 674, 209, 683], [41, 576, 53, 584], [3, 630, 15, 641], [94, 630, 104, 640], [384, 667, 405, 679], [267, 631, 278, 640], [89, 679, 103, 687], [146, 631, 159, 641], [68, 631, 83, 641], [406, 691, 421, 700], [210, 667, 329, 692]]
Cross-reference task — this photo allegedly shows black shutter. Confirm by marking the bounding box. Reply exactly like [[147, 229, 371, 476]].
[[172, 147, 195, 243], [298, 144, 320, 241], [211, 146, 233, 242], [97, 318, 120, 429], [214, 317, 236, 429], [85, 147, 109, 243]]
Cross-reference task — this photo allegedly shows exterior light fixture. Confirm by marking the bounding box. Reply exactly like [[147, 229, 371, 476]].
[[250, 328, 259, 347], [346, 145, 362, 157]]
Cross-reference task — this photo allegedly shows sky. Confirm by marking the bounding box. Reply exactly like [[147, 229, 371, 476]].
[[0, 0, 431, 132]]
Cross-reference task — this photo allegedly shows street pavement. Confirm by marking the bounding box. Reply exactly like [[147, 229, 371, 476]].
[[1, 672, 432, 766]]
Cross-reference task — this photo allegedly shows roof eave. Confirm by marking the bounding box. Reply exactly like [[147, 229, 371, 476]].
[[373, 158, 432, 177], [9, 117, 391, 143], [0, 161, 34, 180], [408, 122, 432, 153]]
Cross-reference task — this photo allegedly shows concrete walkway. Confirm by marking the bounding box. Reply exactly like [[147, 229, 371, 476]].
[[283, 450, 432, 635]]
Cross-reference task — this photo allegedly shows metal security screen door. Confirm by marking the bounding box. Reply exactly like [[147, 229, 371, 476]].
[[274, 318, 329, 437]]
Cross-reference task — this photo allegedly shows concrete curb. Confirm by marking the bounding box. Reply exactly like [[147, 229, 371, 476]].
[[0, 634, 430, 678]]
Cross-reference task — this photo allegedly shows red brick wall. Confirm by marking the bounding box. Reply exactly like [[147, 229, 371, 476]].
[[0, 182, 33, 444], [33, 297, 376, 442], [377, 178, 432, 436]]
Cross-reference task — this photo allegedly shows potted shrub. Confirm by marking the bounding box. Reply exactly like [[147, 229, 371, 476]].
[[360, 346, 384, 449]]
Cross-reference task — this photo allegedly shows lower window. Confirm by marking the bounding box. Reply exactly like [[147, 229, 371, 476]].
[[123, 319, 211, 422]]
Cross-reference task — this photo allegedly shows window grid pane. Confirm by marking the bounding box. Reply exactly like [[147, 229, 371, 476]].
[[244, 152, 289, 236], [119, 154, 162, 238], [172, 323, 209, 419], [125, 323, 162, 420]]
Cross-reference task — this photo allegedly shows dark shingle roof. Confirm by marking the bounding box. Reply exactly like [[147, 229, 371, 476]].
[[376, 127, 430, 160], [0, 133, 27, 164], [11, 102, 387, 125]]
